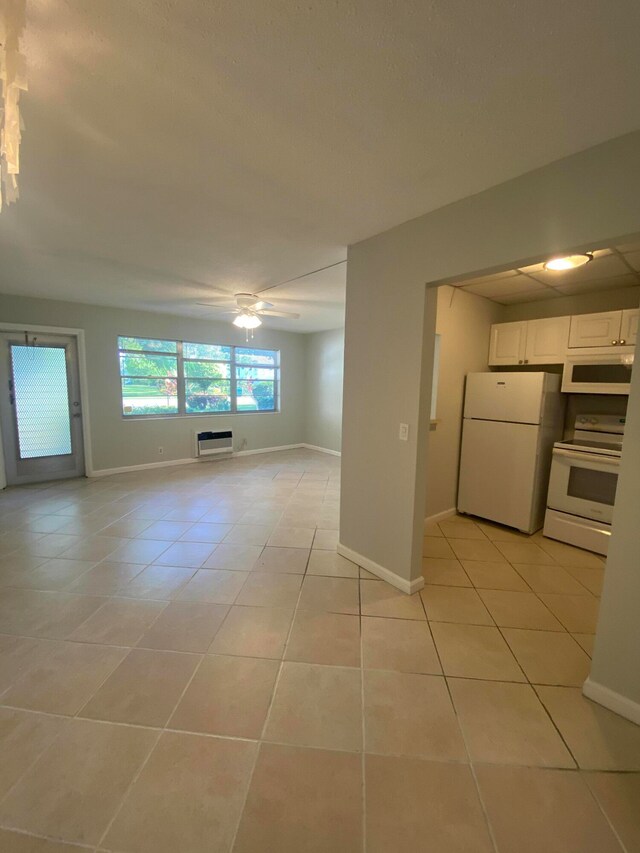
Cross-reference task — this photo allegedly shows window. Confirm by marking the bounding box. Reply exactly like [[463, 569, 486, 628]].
[[118, 337, 279, 417]]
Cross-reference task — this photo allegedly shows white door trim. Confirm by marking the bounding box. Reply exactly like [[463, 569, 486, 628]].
[[0, 323, 94, 477]]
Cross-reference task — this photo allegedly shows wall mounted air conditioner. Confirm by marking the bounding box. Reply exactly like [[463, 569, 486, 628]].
[[194, 430, 233, 457]]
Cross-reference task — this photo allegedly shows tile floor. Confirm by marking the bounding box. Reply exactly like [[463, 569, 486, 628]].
[[0, 449, 639, 852]]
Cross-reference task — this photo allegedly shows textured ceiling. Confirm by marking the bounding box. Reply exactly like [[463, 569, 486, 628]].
[[1, 1, 640, 331]]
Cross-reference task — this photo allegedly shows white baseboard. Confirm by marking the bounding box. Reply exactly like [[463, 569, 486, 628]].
[[424, 508, 457, 529], [90, 443, 307, 477], [301, 443, 342, 457], [337, 542, 424, 595], [582, 677, 640, 725]]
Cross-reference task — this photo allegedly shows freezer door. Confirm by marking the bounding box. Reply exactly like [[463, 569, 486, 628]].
[[458, 419, 541, 532], [463, 372, 545, 424]]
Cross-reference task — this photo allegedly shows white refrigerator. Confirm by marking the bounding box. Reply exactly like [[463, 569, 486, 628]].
[[457, 372, 564, 534]]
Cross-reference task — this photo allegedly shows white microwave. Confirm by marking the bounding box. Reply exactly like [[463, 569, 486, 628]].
[[562, 350, 635, 394]]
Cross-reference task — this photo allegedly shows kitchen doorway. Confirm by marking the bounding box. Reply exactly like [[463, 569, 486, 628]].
[[0, 331, 86, 485]]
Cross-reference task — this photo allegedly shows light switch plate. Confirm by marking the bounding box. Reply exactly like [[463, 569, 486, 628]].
[[399, 423, 409, 441]]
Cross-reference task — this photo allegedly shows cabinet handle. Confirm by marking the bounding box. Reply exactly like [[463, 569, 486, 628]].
[[518, 360, 523, 364], [611, 340, 619, 345], [619, 339, 626, 345], [524, 359, 529, 364]]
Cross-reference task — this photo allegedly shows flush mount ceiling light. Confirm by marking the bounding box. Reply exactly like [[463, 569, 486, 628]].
[[0, 0, 27, 210], [543, 253, 593, 271]]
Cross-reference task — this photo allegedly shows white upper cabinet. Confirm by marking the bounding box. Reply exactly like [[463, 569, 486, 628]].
[[620, 308, 639, 346], [489, 317, 569, 365], [524, 316, 571, 364], [488, 321, 527, 365], [568, 309, 639, 348]]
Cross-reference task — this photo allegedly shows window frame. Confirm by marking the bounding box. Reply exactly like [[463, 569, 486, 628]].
[[117, 337, 280, 419]]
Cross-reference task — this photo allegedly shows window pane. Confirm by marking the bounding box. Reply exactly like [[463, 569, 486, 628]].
[[121, 378, 178, 416], [119, 353, 178, 377], [236, 366, 275, 381], [235, 347, 277, 366], [183, 360, 231, 379], [11, 345, 72, 458], [183, 342, 231, 361], [185, 379, 231, 413], [236, 380, 275, 411], [118, 337, 177, 353]]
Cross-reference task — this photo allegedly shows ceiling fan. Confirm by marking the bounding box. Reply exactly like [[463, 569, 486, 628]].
[[197, 292, 300, 332]]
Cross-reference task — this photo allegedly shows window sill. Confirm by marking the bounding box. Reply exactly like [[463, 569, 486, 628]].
[[122, 411, 281, 421]]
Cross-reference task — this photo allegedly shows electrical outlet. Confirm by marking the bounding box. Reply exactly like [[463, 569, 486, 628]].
[[158, 447, 164, 455], [399, 423, 409, 441]]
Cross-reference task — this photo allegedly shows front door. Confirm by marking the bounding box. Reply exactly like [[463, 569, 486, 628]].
[[0, 332, 85, 485]]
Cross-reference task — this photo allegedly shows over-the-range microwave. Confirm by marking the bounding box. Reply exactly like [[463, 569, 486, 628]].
[[562, 349, 635, 394]]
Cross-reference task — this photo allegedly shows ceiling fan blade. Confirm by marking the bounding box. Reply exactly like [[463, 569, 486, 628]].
[[250, 300, 273, 311], [196, 304, 239, 315], [257, 309, 300, 319], [196, 299, 239, 308]]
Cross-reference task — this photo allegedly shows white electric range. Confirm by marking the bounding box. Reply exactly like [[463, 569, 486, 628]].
[[543, 414, 625, 555]]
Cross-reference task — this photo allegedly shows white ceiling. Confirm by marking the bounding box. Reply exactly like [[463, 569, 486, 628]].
[[454, 244, 640, 304], [2, 1, 640, 331]]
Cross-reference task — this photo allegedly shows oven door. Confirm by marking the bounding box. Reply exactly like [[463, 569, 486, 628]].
[[547, 448, 619, 524], [562, 352, 634, 394]]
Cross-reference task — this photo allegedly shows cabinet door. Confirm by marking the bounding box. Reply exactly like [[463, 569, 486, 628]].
[[620, 308, 639, 346], [488, 322, 527, 365], [568, 311, 622, 348], [524, 316, 570, 364]]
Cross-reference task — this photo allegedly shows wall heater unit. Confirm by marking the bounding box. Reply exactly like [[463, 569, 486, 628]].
[[194, 430, 233, 457]]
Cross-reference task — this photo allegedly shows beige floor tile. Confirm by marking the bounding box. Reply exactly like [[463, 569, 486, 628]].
[[108, 538, 171, 564], [306, 550, 359, 578], [170, 654, 278, 738], [80, 647, 199, 727], [360, 579, 426, 620], [495, 540, 558, 565], [104, 731, 256, 853], [361, 616, 441, 674], [536, 686, 640, 770], [422, 556, 471, 586], [64, 560, 144, 594], [0, 635, 58, 693], [478, 589, 563, 630], [12, 558, 96, 592], [177, 521, 233, 542], [421, 585, 493, 625], [503, 628, 592, 686], [0, 829, 82, 852], [564, 565, 605, 596], [423, 536, 455, 558], [476, 521, 532, 542], [431, 622, 525, 681], [23, 534, 84, 559], [253, 546, 309, 573], [462, 559, 530, 591], [311, 528, 339, 550], [0, 708, 66, 800], [100, 518, 154, 538], [364, 670, 466, 760], [119, 564, 196, 599], [68, 597, 166, 645], [572, 632, 595, 656], [137, 601, 228, 652], [538, 593, 601, 633], [264, 661, 362, 751], [366, 755, 493, 853], [298, 575, 360, 614], [535, 536, 605, 568], [0, 718, 156, 846], [176, 568, 248, 604], [512, 562, 591, 594], [476, 764, 622, 853], [222, 523, 272, 546], [439, 520, 487, 539], [234, 572, 302, 608], [26, 592, 106, 639], [202, 543, 263, 571], [449, 679, 575, 767], [234, 743, 362, 853], [423, 521, 444, 537], [152, 541, 216, 568], [267, 526, 315, 549], [209, 605, 293, 658], [449, 538, 507, 562], [56, 535, 129, 563], [585, 771, 640, 852], [2, 641, 126, 715], [285, 610, 361, 667], [137, 520, 195, 541]]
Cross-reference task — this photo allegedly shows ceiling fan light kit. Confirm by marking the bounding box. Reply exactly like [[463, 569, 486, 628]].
[[197, 292, 301, 337]]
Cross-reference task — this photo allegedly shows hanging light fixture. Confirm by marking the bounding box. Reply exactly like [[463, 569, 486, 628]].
[[233, 311, 262, 330], [543, 253, 593, 271], [0, 0, 27, 210]]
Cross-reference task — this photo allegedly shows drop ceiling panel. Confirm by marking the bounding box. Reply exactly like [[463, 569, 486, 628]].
[[622, 251, 640, 271], [461, 276, 548, 298], [552, 273, 639, 294]]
